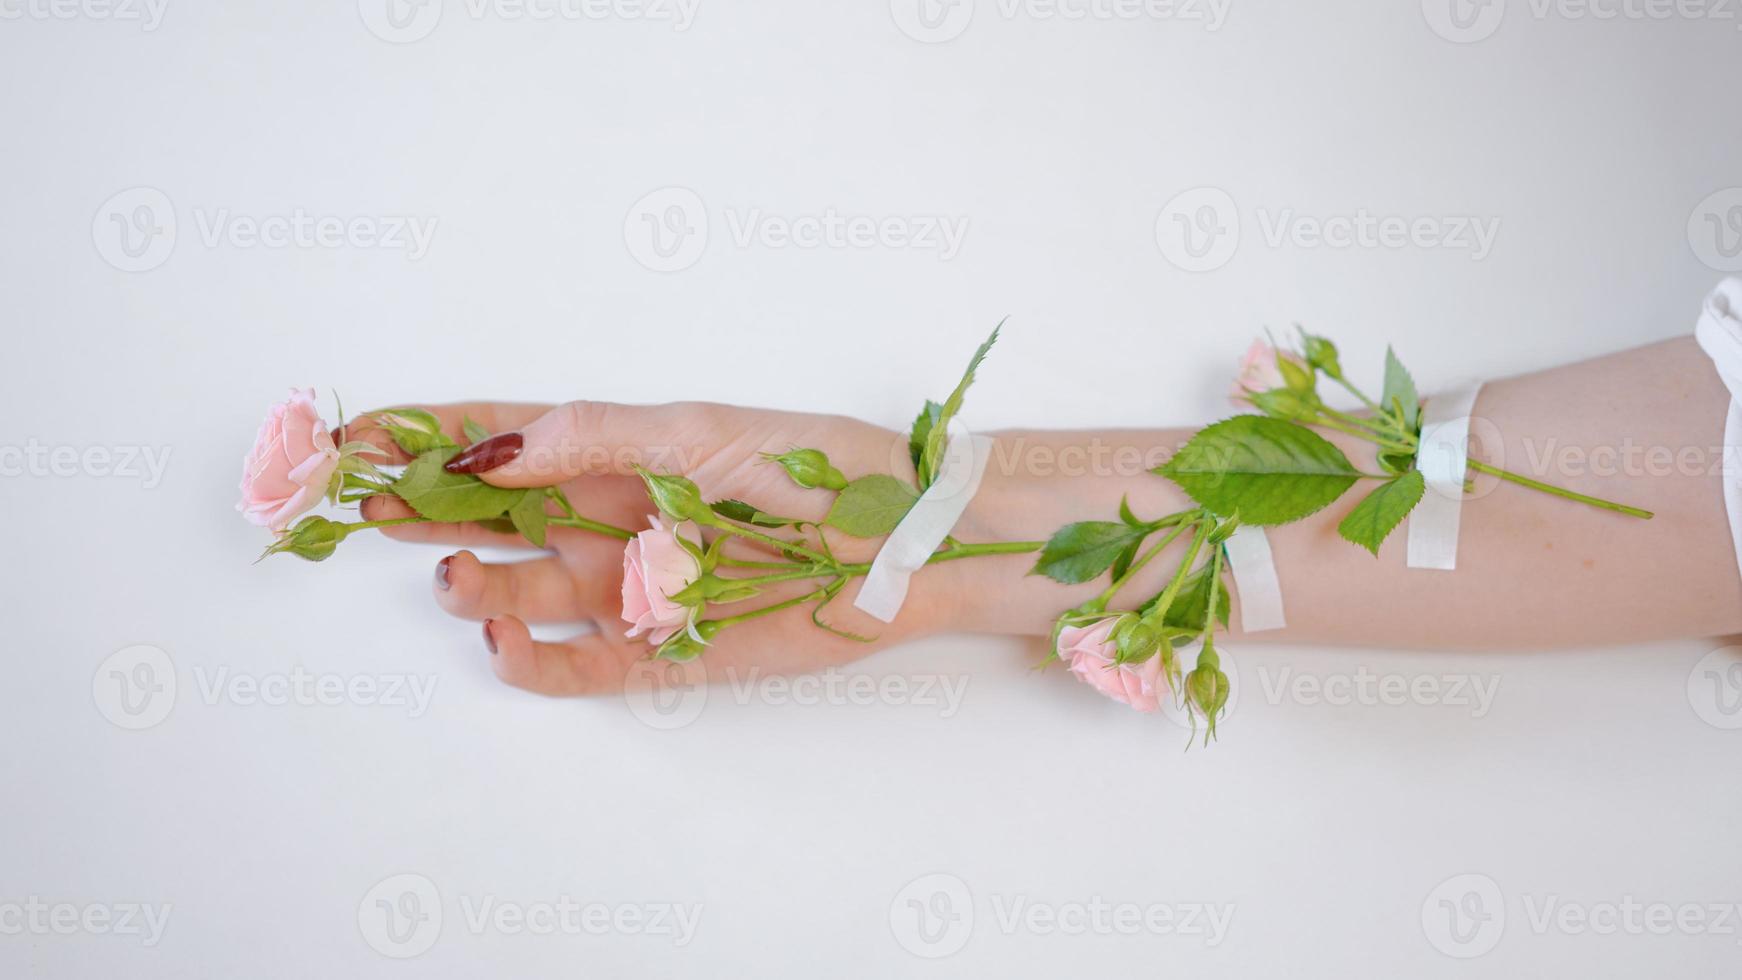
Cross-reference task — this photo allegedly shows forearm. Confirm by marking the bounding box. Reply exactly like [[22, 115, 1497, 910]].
[[942, 337, 1741, 648]]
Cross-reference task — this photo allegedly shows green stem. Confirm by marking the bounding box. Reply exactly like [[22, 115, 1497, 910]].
[[1097, 519, 1196, 607], [718, 555, 799, 570], [1314, 416, 1413, 454], [548, 515, 635, 540], [712, 521, 834, 564], [1321, 406, 1400, 439], [1200, 547, 1226, 645], [1146, 520, 1215, 619], [1333, 374, 1383, 412], [347, 517, 427, 531], [1465, 459, 1654, 519], [925, 540, 1045, 563], [709, 588, 829, 628], [720, 567, 836, 587]]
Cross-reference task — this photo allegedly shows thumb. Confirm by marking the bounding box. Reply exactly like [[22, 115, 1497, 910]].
[[442, 400, 692, 487]]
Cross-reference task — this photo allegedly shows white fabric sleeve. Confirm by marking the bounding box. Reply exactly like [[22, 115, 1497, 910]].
[[1693, 278, 1742, 587]]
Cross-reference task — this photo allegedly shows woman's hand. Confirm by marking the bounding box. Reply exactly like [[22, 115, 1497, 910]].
[[349, 399, 998, 696]]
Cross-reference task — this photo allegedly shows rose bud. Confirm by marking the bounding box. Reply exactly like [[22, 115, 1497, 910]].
[[762, 448, 848, 491], [1229, 340, 1312, 407], [262, 515, 351, 562], [633, 468, 715, 524]]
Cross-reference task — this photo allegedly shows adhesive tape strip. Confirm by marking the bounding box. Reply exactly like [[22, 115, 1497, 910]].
[[1223, 524, 1286, 633], [1407, 381, 1486, 570], [853, 419, 993, 624]]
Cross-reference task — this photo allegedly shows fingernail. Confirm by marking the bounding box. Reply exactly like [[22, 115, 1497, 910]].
[[445, 432, 523, 474], [435, 556, 453, 591], [482, 619, 498, 655]]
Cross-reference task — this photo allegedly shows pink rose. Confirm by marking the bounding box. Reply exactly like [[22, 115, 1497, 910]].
[[620, 516, 704, 645], [238, 389, 340, 532], [1057, 618, 1167, 712], [1230, 340, 1307, 406]]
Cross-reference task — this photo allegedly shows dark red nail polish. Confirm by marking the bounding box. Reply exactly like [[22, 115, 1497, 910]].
[[435, 556, 453, 590], [482, 619, 498, 654], [444, 432, 523, 474]]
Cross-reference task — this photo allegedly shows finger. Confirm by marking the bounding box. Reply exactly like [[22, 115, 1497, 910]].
[[335, 402, 554, 463], [434, 550, 606, 624], [444, 400, 720, 487], [481, 615, 632, 696], [359, 495, 535, 549]]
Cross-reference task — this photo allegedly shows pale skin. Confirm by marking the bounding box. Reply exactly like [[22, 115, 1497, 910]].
[[350, 336, 1741, 696]]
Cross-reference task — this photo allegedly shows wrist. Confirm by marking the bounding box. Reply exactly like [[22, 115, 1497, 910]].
[[923, 428, 1197, 636]]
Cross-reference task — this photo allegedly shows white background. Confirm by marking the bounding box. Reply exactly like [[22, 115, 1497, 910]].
[[3, 0, 1741, 976]]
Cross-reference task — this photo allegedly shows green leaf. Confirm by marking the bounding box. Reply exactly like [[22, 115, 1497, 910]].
[[709, 499, 799, 528], [507, 489, 549, 548], [918, 324, 1002, 487], [1161, 562, 1231, 632], [1337, 468, 1425, 556], [824, 475, 919, 537], [393, 448, 524, 523], [462, 416, 491, 444], [1030, 521, 1148, 584], [1377, 449, 1416, 476], [1110, 536, 1143, 582], [1156, 416, 1363, 525], [1118, 494, 1143, 528], [1382, 347, 1420, 432], [908, 400, 942, 479]]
